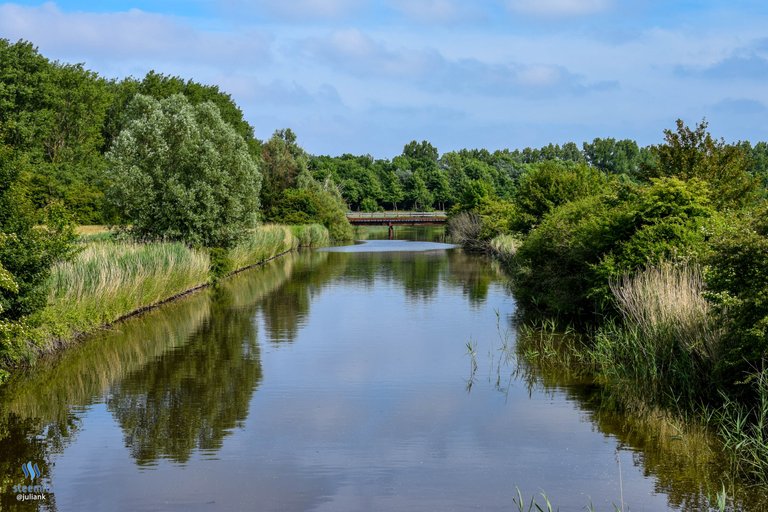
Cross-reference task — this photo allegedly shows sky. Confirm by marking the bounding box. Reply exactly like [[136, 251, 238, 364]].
[[1, 1, 767, 157]]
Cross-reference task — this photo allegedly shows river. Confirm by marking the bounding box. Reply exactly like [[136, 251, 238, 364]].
[[0, 226, 763, 511]]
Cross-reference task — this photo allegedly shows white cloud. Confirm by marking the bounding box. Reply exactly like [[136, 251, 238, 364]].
[[506, 0, 611, 17], [224, 0, 361, 20], [0, 2, 271, 71], [294, 29, 611, 97]]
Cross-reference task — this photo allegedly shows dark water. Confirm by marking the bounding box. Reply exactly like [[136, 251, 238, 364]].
[[0, 227, 763, 511]]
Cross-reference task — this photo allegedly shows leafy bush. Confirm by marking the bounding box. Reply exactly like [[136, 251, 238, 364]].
[[513, 177, 714, 317], [513, 194, 615, 316], [706, 206, 768, 396], [360, 197, 381, 212], [642, 119, 758, 209], [106, 94, 261, 248], [268, 188, 353, 241], [512, 160, 608, 232]]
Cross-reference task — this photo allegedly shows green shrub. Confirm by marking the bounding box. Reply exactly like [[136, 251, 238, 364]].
[[512, 194, 618, 316], [513, 177, 714, 317], [512, 160, 608, 232], [268, 188, 353, 241], [360, 197, 381, 212], [706, 205, 768, 396]]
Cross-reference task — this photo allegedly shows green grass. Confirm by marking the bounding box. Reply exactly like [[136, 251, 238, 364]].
[[290, 223, 330, 248], [226, 224, 329, 275], [714, 369, 768, 485], [39, 241, 210, 342], [30, 223, 330, 352], [227, 225, 297, 272]]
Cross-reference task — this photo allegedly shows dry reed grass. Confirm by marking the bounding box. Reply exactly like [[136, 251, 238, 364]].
[[610, 261, 722, 361]]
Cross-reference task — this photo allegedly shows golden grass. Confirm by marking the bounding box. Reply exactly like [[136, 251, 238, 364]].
[[75, 225, 111, 235], [489, 234, 522, 262], [610, 261, 722, 361]]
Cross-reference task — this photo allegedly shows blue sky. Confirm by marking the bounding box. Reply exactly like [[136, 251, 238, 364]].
[[1, 1, 767, 157]]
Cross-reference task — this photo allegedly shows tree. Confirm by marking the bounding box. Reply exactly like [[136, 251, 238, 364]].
[[0, 39, 113, 224], [260, 128, 307, 211], [402, 140, 438, 163], [643, 119, 757, 208], [583, 137, 641, 176], [512, 160, 608, 232], [106, 94, 261, 248]]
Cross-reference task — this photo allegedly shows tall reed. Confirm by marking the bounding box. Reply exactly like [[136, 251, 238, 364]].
[[41, 241, 210, 340], [610, 261, 721, 362], [290, 223, 330, 248], [227, 225, 296, 272], [226, 224, 329, 273], [715, 368, 768, 485], [489, 234, 521, 263], [593, 261, 722, 405]]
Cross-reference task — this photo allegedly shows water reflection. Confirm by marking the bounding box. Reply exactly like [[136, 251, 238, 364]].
[[1, 227, 765, 511], [512, 326, 768, 511], [107, 285, 263, 465]]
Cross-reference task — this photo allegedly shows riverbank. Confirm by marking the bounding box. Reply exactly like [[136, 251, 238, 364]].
[[0, 224, 329, 383], [487, 240, 768, 490]]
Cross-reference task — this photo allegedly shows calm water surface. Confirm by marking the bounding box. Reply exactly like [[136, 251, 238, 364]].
[[0, 227, 762, 511]]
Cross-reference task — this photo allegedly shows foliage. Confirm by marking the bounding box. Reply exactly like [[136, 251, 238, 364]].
[[260, 128, 307, 211], [267, 183, 353, 241], [513, 194, 615, 316], [582, 137, 643, 177], [643, 119, 757, 208], [0, 38, 113, 224], [705, 206, 768, 396], [512, 160, 609, 233], [106, 94, 261, 248], [513, 177, 716, 317], [0, 145, 77, 325]]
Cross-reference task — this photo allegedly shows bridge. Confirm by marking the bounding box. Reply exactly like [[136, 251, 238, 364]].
[[346, 211, 447, 225]]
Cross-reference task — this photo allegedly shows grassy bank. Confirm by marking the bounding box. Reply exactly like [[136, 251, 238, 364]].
[[2, 224, 328, 377], [40, 241, 210, 340], [509, 259, 768, 487]]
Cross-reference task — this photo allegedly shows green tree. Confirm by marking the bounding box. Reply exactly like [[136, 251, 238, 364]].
[[267, 182, 353, 240], [707, 206, 768, 396], [513, 177, 714, 317], [260, 128, 306, 211], [643, 119, 757, 208], [512, 160, 608, 232], [583, 137, 641, 176], [0, 39, 113, 223], [106, 94, 261, 248]]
